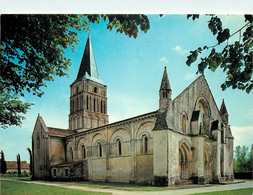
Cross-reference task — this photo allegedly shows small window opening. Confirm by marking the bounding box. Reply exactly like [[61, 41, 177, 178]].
[[37, 133, 40, 149], [98, 143, 102, 157], [94, 98, 96, 112], [82, 145, 86, 159], [53, 169, 56, 176], [143, 136, 148, 154], [163, 91, 167, 98], [86, 96, 89, 110], [70, 147, 73, 160], [94, 87, 97, 93], [117, 139, 122, 156]]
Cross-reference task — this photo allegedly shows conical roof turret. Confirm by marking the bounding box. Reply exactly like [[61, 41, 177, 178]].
[[160, 67, 171, 91], [220, 99, 228, 115], [73, 34, 103, 85]]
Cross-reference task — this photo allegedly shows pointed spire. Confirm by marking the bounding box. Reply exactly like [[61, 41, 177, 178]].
[[73, 34, 103, 84], [160, 67, 171, 91], [220, 99, 229, 124], [220, 99, 228, 115]]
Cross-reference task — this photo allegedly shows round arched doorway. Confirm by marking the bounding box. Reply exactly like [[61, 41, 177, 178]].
[[179, 142, 192, 180]]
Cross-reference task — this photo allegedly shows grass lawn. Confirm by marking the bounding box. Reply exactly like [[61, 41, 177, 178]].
[[0, 180, 109, 195], [193, 188, 253, 195], [52, 181, 171, 191]]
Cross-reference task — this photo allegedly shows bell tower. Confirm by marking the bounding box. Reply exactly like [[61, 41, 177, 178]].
[[69, 34, 108, 132], [159, 67, 172, 112]]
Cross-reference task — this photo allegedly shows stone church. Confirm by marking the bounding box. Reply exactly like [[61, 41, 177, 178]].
[[32, 35, 234, 186]]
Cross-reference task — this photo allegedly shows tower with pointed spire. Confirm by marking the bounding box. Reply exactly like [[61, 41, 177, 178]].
[[69, 34, 108, 131], [159, 67, 172, 112]]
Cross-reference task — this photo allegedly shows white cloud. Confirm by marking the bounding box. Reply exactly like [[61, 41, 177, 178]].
[[172, 46, 188, 55], [159, 57, 169, 65], [184, 73, 195, 80], [231, 126, 253, 149]]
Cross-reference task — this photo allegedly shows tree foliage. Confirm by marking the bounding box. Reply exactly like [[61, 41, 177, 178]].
[[0, 150, 7, 174], [233, 145, 253, 172], [26, 147, 33, 174], [0, 14, 150, 129], [187, 15, 253, 93], [17, 153, 21, 176]]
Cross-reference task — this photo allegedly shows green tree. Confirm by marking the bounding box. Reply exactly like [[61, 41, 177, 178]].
[[0, 150, 7, 174], [17, 153, 21, 176], [26, 147, 33, 175], [186, 15, 253, 93], [245, 145, 253, 171], [234, 145, 252, 172], [0, 14, 150, 129]]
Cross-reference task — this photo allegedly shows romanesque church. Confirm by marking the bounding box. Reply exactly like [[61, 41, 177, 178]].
[[32, 34, 234, 186]]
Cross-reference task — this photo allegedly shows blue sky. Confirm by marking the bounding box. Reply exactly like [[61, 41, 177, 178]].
[[1, 15, 252, 163]]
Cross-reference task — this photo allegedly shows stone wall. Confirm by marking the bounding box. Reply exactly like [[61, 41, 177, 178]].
[[32, 116, 50, 179], [56, 112, 157, 184], [172, 76, 222, 136], [49, 137, 65, 166]]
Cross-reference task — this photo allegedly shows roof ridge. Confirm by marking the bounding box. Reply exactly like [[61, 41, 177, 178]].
[[173, 74, 204, 101], [47, 127, 69, 131]]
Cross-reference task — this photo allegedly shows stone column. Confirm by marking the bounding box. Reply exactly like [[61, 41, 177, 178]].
[[211, 129, 221, 183], [130, 121, 137, 183], [105, 126, 111, 182]]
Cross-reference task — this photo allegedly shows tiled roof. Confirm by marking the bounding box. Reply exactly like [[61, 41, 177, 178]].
[[52, 163, 75, 167], [72, 34, 104, 85], [6, 161, 30, 170], [160, 67, 171, 91], [48, 127, 75, 137], [153, 111, 168, 130]]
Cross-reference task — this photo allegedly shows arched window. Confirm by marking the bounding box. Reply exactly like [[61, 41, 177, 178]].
[[97, 99, 99, 112], [103, 101, 106, 114], [82, 145, 86, 159], [116, 139, 122, 156], [182, 114, 186, 133], [70, 147, 73, 160], [86, 96, 89, 110], [94, 98, 96, 112], [76, 86, 79, 94], [37, 133, 40, 149], [97, 142, 102, 157], [142, 135, 148, 154], [101, 100, 103, 113], [163, 91, 167, 98], [94, 87, 97, 93]]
